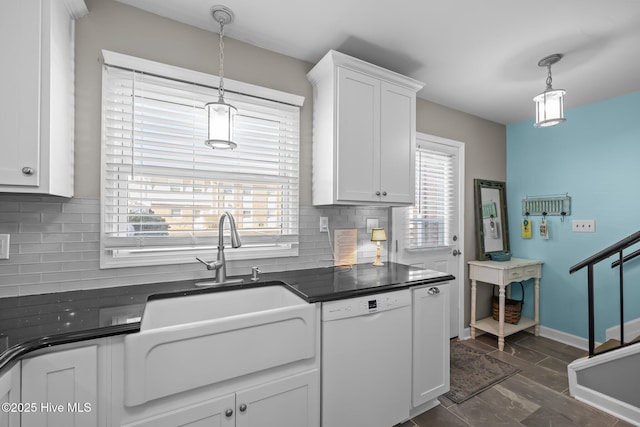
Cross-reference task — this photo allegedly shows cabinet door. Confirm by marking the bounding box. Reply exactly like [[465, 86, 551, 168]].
[[22, 346, 98, 427], [0, 363, 20, 427], [121, 394, 235, 427], [412, 285, 450, 407], [380, 82, 415, 204], [235, 369, 319, 427], [0, 0, 41, 187], [336, 67, 380, 202]]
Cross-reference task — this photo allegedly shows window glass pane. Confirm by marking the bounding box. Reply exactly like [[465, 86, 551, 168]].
[[408, 147, 454, 249]]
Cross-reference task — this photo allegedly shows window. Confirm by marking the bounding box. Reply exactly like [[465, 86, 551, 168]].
[[100, 51, 303, 268], [407, 145, 455, 249]]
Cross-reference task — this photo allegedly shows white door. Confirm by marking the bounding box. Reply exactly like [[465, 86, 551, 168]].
[[236, 370, 319, 427], [336, 67, 380, 202], [379, 81, 415, 204], [412, 285, 450, 407], [21, 346, 98, 427], [0, 0, 41, 187], [391, 133, 464, 338]]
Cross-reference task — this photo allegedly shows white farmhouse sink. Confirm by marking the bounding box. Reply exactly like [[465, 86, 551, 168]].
[[124, 283, 317, 406], [140, 284, 308, 330]]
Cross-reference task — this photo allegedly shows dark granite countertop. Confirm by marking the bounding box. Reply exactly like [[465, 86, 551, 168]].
[[0, 262, 453, 372]]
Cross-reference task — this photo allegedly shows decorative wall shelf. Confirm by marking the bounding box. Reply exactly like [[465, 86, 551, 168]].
[[522, 195, 571, 217]]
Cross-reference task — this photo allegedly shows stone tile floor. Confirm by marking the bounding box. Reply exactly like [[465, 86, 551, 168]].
[[399, 332, 635, 427]]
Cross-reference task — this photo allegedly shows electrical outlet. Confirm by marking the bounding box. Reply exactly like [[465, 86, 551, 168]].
[[572, 220, 596, 233], [0, 234, 9, 259], [319, 217, 328, 232]]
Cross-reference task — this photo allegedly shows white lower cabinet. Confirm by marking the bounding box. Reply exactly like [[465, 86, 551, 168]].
[[21, 345, 98, 427], [122, 370, 318, 427], [0, 363, 20, 427], [412, 284, 450, 410], [121, 394, 235, 427], [236, 370, 318, 427]]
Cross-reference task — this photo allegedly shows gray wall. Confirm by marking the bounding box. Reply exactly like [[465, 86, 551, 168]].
[[2, 0, 506, 327], [74, 0, 313, 201]]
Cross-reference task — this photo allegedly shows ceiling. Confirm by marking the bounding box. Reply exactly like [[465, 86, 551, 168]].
[[114, 0, 640, 125]]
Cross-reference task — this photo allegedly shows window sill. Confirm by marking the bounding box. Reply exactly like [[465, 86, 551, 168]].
[[100, 244, 298, 269]]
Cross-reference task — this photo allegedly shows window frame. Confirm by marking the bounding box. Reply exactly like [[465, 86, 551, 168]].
[[99, 50, 304, 269]]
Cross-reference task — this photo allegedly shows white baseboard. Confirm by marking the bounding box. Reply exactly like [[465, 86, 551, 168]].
[[571, 384, 640, 426], [538, 325, 599, 351], [461, 325, 594, 351], [460, 327, 471, 340], [606, 317, 640, 342]]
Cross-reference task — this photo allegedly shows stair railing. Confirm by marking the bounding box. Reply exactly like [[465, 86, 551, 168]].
[[569, 230, 640, 357]]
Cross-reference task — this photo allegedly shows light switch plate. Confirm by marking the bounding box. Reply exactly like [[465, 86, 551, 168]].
[[366, 218, 379, 234], [0, 234, 9, 259], [319, 217, 328, 232]]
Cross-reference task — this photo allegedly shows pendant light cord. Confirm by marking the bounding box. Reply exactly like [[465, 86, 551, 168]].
[[218, 19, 226, 100]]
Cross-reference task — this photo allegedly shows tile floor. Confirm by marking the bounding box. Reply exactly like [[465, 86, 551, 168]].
[[400, 332, 635, 427]]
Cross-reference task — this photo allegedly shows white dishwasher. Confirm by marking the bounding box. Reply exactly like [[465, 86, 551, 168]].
[[321, 289, 411, 427]]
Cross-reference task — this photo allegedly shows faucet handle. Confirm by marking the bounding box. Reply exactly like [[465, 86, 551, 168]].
[[196, 257, 212, 269], [251, 266, 261, 282]]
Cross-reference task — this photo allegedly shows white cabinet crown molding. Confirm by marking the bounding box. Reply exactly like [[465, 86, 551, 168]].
[[306, 49, 424, 92]]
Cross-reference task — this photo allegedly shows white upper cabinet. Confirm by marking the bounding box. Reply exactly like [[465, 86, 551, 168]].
[[307, 50, 424, 206], [0, 0, 87, 197]]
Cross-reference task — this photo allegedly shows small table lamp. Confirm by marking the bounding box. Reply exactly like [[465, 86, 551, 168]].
[[371, 228, 387, 267]]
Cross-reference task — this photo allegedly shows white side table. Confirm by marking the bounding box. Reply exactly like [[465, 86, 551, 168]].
[[468, 258, 543, 351]]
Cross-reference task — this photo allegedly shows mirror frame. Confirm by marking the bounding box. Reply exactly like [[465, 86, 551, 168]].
[[474, 179, 510, 260]]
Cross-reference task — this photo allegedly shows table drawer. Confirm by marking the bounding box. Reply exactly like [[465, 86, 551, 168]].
[[507, 265, 540, 281]]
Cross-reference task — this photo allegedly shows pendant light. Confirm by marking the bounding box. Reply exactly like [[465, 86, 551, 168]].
[[205, 5, 238, 149], [533, 53, 566, 128]]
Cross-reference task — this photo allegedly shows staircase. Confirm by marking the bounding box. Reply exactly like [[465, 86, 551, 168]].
[[568, 231, 640, 426]]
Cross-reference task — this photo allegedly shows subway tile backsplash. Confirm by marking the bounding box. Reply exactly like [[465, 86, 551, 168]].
[[0, 195, 389, 297]]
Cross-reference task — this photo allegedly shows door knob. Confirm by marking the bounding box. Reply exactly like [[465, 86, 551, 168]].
[[452, 249, 462, 256], [225, 409, 233, 417], [239, 403, 247, 412]]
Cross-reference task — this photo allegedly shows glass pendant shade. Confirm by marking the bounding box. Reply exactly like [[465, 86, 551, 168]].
[[533, 88, 566, 128], [205, 5, 237, 150], [205, 97, 237, 149]]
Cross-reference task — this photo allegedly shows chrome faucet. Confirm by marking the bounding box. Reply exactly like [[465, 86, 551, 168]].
[[196, 211, 244, 285]]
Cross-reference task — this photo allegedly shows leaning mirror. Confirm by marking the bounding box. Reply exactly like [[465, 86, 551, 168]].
[[474, 179, 510, 260]]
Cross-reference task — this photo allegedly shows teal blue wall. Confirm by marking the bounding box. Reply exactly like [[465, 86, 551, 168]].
[[506, 91, 640, 342]]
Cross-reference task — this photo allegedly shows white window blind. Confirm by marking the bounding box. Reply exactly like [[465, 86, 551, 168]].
[[407, 146, 454, 249], [100, 53, 301, 268]]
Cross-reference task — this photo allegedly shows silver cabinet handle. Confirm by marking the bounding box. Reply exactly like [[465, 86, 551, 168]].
[[427, 287, 440, 295], [375, 191, 381, 196], [382, 191, 387, 196], [225, 409, 233, 417], [21, 167, 35, 175], [239, 403, 247, 412]]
